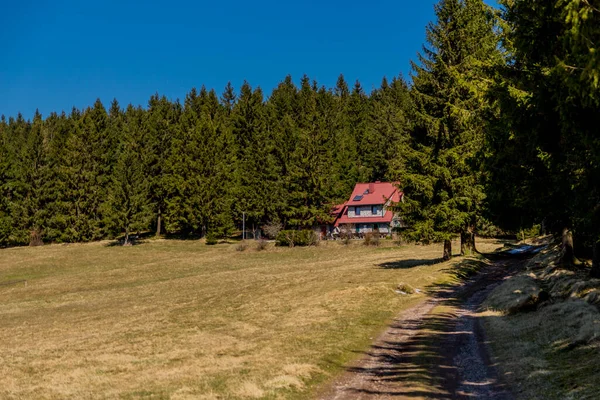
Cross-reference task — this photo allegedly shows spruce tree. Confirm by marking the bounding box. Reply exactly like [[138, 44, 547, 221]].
[[395, 0, 501, 259], [0, 115, 13, 245], [285, 76, 335, 227], [489, 0, 600, 271], [231, 82, 283, 235], [330, 74, 360, 200], [144, 94, 180, 236], [104, 105, 151, 245]]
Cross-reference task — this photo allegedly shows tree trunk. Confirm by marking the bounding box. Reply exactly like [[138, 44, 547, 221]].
[[156, 207, 162, 237], [443, 239, 452, 261], [591, 241, 600, 278], [123, 228, 130, 246], [460, 226, 476, 256], [561, 227, 575, 265]]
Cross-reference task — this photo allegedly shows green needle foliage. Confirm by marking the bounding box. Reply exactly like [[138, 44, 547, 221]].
[[394, 0, 502, 259]]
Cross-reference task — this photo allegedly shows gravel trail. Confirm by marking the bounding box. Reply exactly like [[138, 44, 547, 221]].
[[318, 260, 517, 400]]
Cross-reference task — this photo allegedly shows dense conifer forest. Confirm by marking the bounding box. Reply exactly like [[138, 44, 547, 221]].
[[1, 0, 599, 274]]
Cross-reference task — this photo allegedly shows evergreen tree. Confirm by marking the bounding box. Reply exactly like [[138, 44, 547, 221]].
[[8, 111, 48, 245], [0, 115, 13, 245], [145, 94, 180, 236], [488, 0, 600, 271], [347, 80, 372, 182], [105, 105, 151, 245], [368, 76, 412, 182], [36, 111, 72, 242], [232, 82, 283, 234], [395, 0, 501, 259], [330, 74, 360, 200], [285, 76, 335, 227]]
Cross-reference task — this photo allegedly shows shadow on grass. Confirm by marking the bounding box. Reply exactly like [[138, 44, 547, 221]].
[[377, 254, 467, 270], [378, 258, 445, 270]]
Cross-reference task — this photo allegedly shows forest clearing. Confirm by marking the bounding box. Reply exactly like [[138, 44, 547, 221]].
[[0, 238, 502, 399], [2, 0, 600, 398]]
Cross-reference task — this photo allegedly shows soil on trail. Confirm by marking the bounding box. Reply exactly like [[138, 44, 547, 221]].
[[319, 258, 521, 400]]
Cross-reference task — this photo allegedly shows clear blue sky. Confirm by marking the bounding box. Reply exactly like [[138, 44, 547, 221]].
[[1, 0, 499, 119]]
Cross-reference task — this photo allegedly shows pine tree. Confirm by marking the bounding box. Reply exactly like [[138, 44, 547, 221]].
[[368, 76, 412, 182], [231, 82, 283, 235], [347, 80, 372, 182], [104, 105, 151, 245], [330, 74, 360, 200], [9, 111, 49, 245], [145, 94, 180, 236], [0, 115, 13, 245], [395, 0, 501, 259], [489, 0, 600, 271], [35, 111, 72, 242], [285, 76, 335, 227], [220, 82, 237, 114]]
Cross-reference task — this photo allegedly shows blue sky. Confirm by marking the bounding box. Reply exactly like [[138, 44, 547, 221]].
[[1, 0, 499, 119]]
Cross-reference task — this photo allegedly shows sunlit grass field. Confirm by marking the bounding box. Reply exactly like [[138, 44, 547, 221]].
[[0, 238, 501, 399]]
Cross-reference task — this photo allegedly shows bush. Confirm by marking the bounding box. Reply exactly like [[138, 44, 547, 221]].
[[262, 221, 283, 240], [276, 230, 318, 247], [205, 233, 218, 245], [363, 232, 380, 247], [340, 227, 353, 245], [477, 217, 507, 238], [236, 241, 248, 251], [256, 239, 268, 251], [29, 228, 44, 247]]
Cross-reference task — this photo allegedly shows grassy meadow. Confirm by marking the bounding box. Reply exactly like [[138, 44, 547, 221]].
[[0, 238, 502, 399]]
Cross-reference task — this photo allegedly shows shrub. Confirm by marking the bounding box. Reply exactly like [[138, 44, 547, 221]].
[[205, 233, 218, 245], [256, 239, 268, 251], [262, 221, 283, 240], [340, 226, 353, 245], [363, 232, 380, 247], [29, 229, 43, 247], [276, 230, 318, 247], [477, 217, 506, 239], [236, 241, 248, 251]]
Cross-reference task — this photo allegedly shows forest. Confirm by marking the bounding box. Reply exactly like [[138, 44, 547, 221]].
[[1, 0, 599, 273]]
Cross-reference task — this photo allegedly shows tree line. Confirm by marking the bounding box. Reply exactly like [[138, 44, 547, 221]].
[[0, 75, 411, 245], [1, 0, 599, 275]]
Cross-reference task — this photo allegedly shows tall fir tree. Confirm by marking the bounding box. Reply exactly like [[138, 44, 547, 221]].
[[104, 105, 151, 245], [330, 74, 360, 201], [145, 94, 180, 236], [395, 0, 501, 259], [232, 82, 284, 234]]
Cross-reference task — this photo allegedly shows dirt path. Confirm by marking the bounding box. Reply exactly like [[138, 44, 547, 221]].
[[318, 259, 518, 400]]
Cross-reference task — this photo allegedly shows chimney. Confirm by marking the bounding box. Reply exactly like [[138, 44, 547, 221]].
[[369, 182, 375, 194]]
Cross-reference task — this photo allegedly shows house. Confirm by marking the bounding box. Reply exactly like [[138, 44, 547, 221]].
[[333, 181, 403, 237]]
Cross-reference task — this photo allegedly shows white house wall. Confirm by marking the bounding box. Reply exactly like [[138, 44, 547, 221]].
[[340, 223, 391, 234], [347, 205, 384, 218]]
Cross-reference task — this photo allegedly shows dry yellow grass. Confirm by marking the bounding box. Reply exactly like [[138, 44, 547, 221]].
[[0, 238, 502, 399]]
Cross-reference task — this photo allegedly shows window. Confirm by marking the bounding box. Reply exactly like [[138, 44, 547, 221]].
[[353, 195, 363, 201], [356, 207, 361, 216]]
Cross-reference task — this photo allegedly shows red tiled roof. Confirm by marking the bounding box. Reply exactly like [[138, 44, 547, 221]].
[[335, 210, 394, 226], [347, 182, 401, 205]]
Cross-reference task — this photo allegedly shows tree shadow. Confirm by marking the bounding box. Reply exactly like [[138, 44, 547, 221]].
[[378, 258, 445, 269]]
